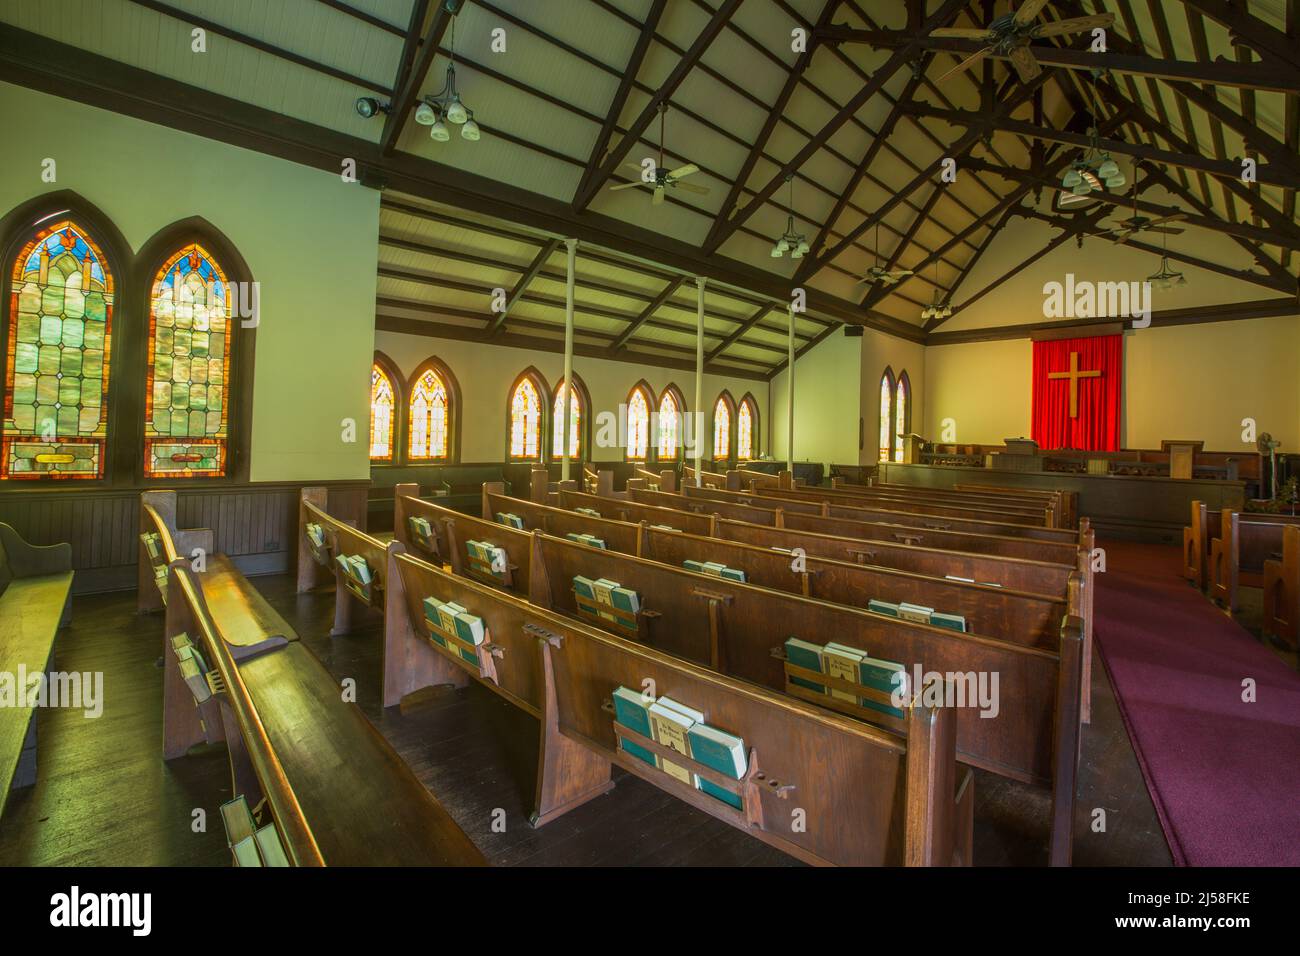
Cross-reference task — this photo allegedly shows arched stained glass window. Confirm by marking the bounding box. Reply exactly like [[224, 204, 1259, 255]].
[[713, 396, 732, 460], [369, 363, 396, 462], [657, 389, 681, 460], [626, 384, 652, 461], [552, 379, 582, 459], [3, 220, 114, 479], [408, 367, 449, 460], [878, 368, 895, 463], [737, 396, 758, 461], [509, 376, 543, 460], [894, 372, 910, 463], [144, 243, 232, 477]]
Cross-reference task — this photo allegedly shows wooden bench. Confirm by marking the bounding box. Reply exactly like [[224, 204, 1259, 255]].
[[682, 464, 734, 489], [1183, 500, 1300, 591], [1208, 508, 1300, 613], [0, 523, 73, 818], [384, 547, 973, 865], [751, 483, 1056, 527], [844, 480, 1069, 527], [137, 490, 214, 614], [298, 487, 392, 636], [1263, 526, 1300, 652], [527, 532, 1083, 865], [160, 553, 482, 866]]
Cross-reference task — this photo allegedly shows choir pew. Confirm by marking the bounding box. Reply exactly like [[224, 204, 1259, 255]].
[[385, 549, 972, 865], [161, 552, 483, 866], [1182, 500, 1300, 591], [682, 464, 734, 489], [1263, 526, 1300, 651], [0, 523, 73, 816], [746, 483, 1056, 527], [298, 487, 391, 636], [527, 532, 1083, 865], [1208, 509, 1300, 613]]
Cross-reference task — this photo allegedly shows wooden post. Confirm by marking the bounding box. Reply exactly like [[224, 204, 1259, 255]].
[[530, 467, 549, 503]]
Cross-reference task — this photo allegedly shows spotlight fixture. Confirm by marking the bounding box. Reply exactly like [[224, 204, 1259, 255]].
[[415, 14, 480, 143], [770, 175, 810, 259], [354, 97, 389, 119]]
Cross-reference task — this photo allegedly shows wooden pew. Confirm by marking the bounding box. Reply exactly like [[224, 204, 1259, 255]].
[[682, 464, 735, 489], [527, 532, 1082, 865], [386, 547, 972, 864], [162, 555, 483, 866], [299, 487, 391, 636], [1183, 500, 1300, 591], [633, 486, 794, 525], [1263, 526, 1300, 652], [0, 523, 73, 817], [842, 481, 1065, 528], [1208, 508, 1299, 613], [559, 488, 717, 536], [137, 490, 214, 614], [633, 466, 677, 492], [951, 484, 1075, 528], [755, 483, 1055, 527]]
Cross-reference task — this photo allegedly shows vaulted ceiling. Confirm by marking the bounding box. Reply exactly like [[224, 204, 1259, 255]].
[[1, 0, 1296, 378]]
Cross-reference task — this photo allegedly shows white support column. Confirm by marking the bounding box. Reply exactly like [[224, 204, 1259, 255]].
[[694, 276, 706, 486], [561, 238, 578, 482], [787, 304, 795, 474]]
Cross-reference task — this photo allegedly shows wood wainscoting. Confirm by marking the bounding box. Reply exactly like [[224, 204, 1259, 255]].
[[0, 480, 369, 594]]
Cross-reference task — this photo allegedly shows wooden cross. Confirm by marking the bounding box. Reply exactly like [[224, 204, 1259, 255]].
[[1048, 351, 1101, 418]]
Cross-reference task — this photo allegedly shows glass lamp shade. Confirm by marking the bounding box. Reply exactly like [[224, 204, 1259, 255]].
[[414, 102, 437, 125], [430, 120, 450, 142], [446, 98, 468, 124], [790, 246, 804, 259], [1072, 182, 1092, 196], [770, 244, 784, 258], [1175, 274, 1188, 286], [1062, 169, 1083, 189], [1097, 157, 1120, 179], [461, 118, 481, 141], [796, 240, 810, 256], [1104, 174, 1126, 189]]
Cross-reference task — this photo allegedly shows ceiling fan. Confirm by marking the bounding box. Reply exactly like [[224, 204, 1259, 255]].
[[856, 223, 914, 286], [1099, 165, 1187, 244], [607, 104, 709, 207], [932, 1, 1115, 84]]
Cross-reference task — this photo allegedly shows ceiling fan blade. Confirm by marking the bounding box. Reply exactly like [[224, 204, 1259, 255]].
[[1013, 0, 1051, 26], [1008, 45, 1042, 83], [673, 180, 711, 195], [895, 270, 914, 277], [1150, 213, 1188, 225], [937, 46, 992, 83], [929, 27, 995, 39], [608, 181, 644, 192], [623, 161, 648, 171], [1032, 14, 1115, 38], [666, 163, 699, 179], [652, 185, 665, 206], [1147, 226, 1185, 235], [854, 274, 876, 285]]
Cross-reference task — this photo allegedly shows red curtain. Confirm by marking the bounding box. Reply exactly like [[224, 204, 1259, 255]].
[[1031, 334, 1122, 451]]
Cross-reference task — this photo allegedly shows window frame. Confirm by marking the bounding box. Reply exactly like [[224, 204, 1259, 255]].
[[623, 379, 656, 463], [505, 366, 549, 463], [711, 389, 736, 467], [878, 366, 896, 464], [894, 369, 912, 463], [655, 382, 687, 463], [405, 355, 461, 465], [368, 350, 404, 465], [736, 391, 760, 462], [549, 373, 591, 464]]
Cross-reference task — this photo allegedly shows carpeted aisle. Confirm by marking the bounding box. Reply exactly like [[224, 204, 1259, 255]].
[[1093, 540, 1300, 866]]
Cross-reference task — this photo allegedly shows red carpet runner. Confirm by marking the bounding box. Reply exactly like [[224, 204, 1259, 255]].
[[1093, 541, 1300, 865]]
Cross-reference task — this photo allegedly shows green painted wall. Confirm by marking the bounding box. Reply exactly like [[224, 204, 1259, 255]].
[[0, 81, 379, 481], [769, 329, 861, 467]]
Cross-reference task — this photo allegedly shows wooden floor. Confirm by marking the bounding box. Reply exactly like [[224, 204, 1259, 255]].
[[0, 572, 1175, 866]]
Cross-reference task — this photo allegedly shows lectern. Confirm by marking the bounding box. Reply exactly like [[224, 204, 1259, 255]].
[[1161, 440, 1204, 480]]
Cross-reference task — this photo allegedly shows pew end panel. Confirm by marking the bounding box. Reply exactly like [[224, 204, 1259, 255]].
[[1262, 525, 1299, 652], [137, 491, 214, 614]]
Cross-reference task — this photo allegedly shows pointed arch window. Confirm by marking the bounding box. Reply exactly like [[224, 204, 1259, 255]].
[[626, 383, 653, 461], [893, 371, 910, 463], [737, 394, 759, 461], [143, 243, 233, 477], [712, 394, 733, 461], [509, 372, 544, 461], [656, 386, 684, 460], [552, 376, 586, 460], [408, 366, 450, 461], [3, 219, 114, 478], [878, 368, 895, 463], [370, 363, 397, 462]]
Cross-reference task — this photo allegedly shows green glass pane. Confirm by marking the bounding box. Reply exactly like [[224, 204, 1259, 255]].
[[81, 379, 101, 407], [61, 317, 84, 348], [59, 378, 80, 405], [190, 358, 208, 384], [153, 407, 169, 434], [37, 345, 60, 374], [209, 332, 225, 359], [194, 309, 211, 333], [83, 318, 105, 351], [174, 329, 192, 356], [155, 327, 173, 353], [82, 350, 102, 380], [154, 381, 171, 407], [172, 360, 190, 383], [60, 348, 83, 377], [79, 407, 100, 433], [14, 343, 38, 374], [189, 385, 207, 410], [170, 409, 188, 437], [35, 375, 57, 404], [57, 405, 78, 434], [208, 386, 223, 413], [34, 408, 56, 436], [12, 373, 36, 405], [39, 315, 62, 344], [189, 410, 205, 435], [16, 312, 40, 343], [83, 292, 106, 323], [208, 359, 224, 385], [12, 405, 34, 431], [206, 412, 222, 435], [191, 331, 209, 357], [18, 283, 41, 314], [41, 286, 65, 315], [63, 287, 85, 319], [175, 307, 193, 330], [173, 383, 190, 410], [154, 354, 173, 380]]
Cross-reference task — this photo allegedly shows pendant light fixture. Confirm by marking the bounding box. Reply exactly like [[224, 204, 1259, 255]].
[[770, 175, 810, 259], [1146, 228, 1187, 290], [1061, 74, 1124, 196], [414, 6, 480, 143], [920, 259, 952, 321]]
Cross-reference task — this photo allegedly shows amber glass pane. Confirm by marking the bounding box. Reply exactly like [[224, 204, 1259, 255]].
[[370, 364, 396, 461], [408, 368, 449, 460]]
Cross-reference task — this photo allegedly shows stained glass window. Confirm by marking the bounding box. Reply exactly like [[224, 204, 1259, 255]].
[[3, 220, 114, 479], [509, 376, 542, 460], [713, 397, 731, 460], [737, 398, 756, 461], [144, 243, 232, 477], [878, 370, 894, 462], [408, 368, 449, 460], [552, 380, 581, 459], [894, 373, 909, 463], [370, 364, 396, 461], [627, 386, 651, 460], [657, 389, 681, 460]]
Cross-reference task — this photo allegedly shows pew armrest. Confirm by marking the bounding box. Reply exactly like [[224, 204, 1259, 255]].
[[0, 523, 72, 578]]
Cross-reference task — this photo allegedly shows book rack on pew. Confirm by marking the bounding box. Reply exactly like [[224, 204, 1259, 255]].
[[571, 586, 659, 642], [773, 647, 910, 736], [465, 548, 515, 589], [300, 489, 392, 636], [421, 616, 504, 684], [336, 555, 383, 610], [600, 698, 775, 830]]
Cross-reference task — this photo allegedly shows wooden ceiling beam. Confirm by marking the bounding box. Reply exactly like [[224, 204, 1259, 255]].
[[1178, 0, 1300, 72], [570, 0, 743, 212], [608, 276, 687, 353], [861, 182, 946, 309], [311, 0, 407, 36], [486, 239, 561, 337], [573, 0, 668, 210], [380, 0, 452, 155], [710, 0, 972, 252], [818, 26, 1300, 91], [706, 303, 778, 363]]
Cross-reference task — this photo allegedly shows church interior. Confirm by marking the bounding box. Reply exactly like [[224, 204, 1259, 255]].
[[0, 0, 1298, 877]]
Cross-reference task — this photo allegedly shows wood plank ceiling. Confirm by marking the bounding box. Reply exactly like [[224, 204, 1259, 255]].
[[0, 0, 1295, 379]]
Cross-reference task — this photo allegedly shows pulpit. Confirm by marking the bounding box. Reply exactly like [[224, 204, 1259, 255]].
[[1161, 440, 1204, 480], [986, 437, 1043, 472]]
